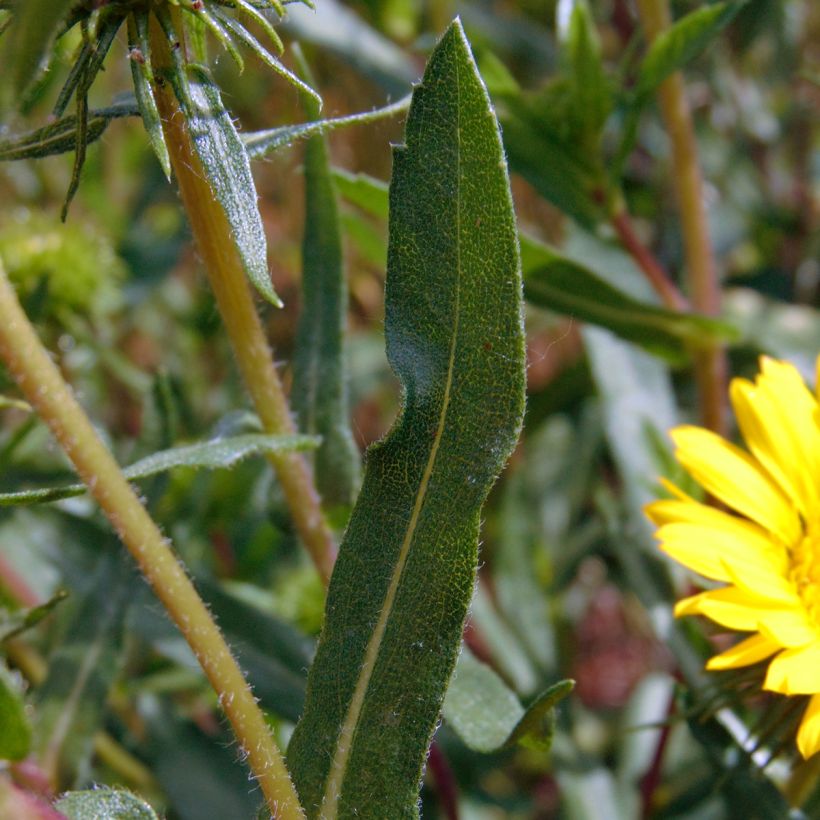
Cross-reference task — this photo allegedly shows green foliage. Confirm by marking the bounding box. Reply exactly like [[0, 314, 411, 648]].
[[0, 662, 32, 761], [0, 213, 125, 317], [0, 433, 317, 506], [0, 0, 817, 817], [56, 788, 159, 820], [292, 52, 361, 510], [287, 20, 525, 816]]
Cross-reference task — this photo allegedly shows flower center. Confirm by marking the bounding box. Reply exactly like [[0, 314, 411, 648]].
[[790, 529, 820, 626]]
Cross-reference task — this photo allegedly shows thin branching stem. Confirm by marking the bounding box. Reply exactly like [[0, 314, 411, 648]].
[[0, 261, 304, 819], [636, 0, 728, 436]]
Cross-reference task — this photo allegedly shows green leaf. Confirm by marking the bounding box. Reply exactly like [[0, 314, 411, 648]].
[[443, 649, 573, 754], [557, 0, 612, 149], [506, 679, 575, 751], [55, 788, 159, 820], [331, 168, 389, 218], [0, 590, 68, 642], [0, 101, 138, 162], [442, 648, 524, 753], [0, 0, 74, 109], [497, 93, 606, 229], [292, 53, 361, 510], [128, 13, 170, 180], [0, 663, 32, 761], [0, 433, 317, 506], [166, 64, 281, 306], [33, 552, 131, 786], [287, 19, 526, 817], [521, 235, 738, 362], [635, 1, 748, 99], [243, 96, 410, 160]]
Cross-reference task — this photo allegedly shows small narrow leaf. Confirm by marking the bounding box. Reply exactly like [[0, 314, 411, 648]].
[[55, 789, 159, 820], [0, 590, 68, 642], [635, 1, 748, 98], [331, 168, 389, 218], [506, 679, 575, 751], [0, 663, 32, 761], [0, 102, 137, 162], [292, 53, 361, 509], [557, 0, 612, 149], [165, 63, 281, 305], [0, 433, 317, 506], [287, 19, 526, 817], [128, 13, 171, 179], [243, 96, 410, 159]]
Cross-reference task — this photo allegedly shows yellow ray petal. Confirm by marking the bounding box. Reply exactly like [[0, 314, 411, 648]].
[[732, 371, 820, 518], [675, 586, 808, 642], [670, 426, 801, 545], [706, 633, 779, 670], [657, 520, 787, 584], [798, 694, 820, 759], [764, 643, 820, 695]]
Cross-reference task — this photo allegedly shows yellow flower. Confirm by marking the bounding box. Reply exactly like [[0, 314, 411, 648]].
[[646, 355, 820, 759]]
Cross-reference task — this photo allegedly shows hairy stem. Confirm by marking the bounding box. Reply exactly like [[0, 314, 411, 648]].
[[636, 0, 728, 435], [149, 15, 336, 584], [0, 262, 303, 819]]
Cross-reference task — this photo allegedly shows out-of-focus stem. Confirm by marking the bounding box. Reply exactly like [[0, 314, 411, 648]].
[[0, 262, 303, 819], [610, 208, 688, 310], [636, 0, 728, 435], [149, 15, 336, 584]]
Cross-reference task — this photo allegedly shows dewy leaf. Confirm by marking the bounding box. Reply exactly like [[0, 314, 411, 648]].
[[243, 96, 410, 160], [287, 18, 526, 818], [167, 65, 281, 306], [0, 663, 32, 761], [55, 788, 159, 820], [635, 1, 747, 99], [0, 433, 316, 506], [292, 54, 361, 510]]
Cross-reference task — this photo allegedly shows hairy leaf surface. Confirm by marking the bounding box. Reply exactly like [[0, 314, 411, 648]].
[[287, 19, 525, 818], [0, 433, 315, 506]]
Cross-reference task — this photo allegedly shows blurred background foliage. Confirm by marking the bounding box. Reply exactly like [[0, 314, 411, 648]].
[[0, 0, 818, 818]]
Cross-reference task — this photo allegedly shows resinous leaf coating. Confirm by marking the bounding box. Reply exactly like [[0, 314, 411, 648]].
[[287, 19, 526, 818]]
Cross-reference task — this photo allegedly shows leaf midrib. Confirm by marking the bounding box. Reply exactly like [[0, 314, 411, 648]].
[[318, 57, 464, 819]]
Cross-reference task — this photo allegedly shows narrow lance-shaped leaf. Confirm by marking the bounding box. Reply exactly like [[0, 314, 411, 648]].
[[0, 433, 316, 506], [163, 63, 281, 306], [287, 19, 526, 817], [292, 52, 361, 510]]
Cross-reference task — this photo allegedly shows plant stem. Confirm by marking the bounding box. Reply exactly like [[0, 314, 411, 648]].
[[0, 262, 303, 819], [610, 207, 688, 310], [148, 15, 336, 584], [635, 0, 728, 435]]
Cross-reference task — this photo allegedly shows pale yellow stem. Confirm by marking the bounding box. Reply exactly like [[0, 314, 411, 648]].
[[636, 0, 728, 435], [149, 14, 336, 584], [0, 262, 303, 819]]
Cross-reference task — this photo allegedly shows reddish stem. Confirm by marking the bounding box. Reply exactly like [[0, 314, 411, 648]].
[[610, 209, 689, 311], [427, 740, 460, 820]]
